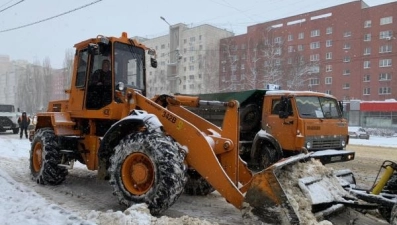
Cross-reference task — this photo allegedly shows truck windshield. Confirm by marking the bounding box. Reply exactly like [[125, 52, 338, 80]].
[[114, 42, 145, 90], [0, 105, 14, 112], [296, 96, 341, 119]]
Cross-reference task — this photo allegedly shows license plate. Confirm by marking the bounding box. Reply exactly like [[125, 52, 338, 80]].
[[331, 156, 342, 161], [3, 126, 11, 129]]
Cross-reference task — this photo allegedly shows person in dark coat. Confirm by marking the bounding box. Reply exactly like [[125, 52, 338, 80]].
[[18, 111, 30, 139], [90, 59, 112, 86]]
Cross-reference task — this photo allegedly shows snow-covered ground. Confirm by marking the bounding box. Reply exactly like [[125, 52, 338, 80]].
[[0, 132, 396, 225]]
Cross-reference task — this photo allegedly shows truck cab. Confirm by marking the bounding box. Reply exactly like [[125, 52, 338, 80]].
[[263, 91, 348, 156]]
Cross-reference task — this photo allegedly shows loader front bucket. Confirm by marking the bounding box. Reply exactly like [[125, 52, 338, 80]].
[[243, 153, 357, 225]]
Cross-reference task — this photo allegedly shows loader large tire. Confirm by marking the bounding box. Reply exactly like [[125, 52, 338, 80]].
[[184, 169, 214, 196], [30, 128, 68, 185], [109, 132, 187, 215]]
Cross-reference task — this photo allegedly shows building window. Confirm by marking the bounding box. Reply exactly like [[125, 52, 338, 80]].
[[275, 48, 282, 55], [274, 37, 282, 43], [241, 64, 245, 70], [310, 29, 320, 37], [379, 59, 392, 67], [310, 54, 319, 61], [363, 47, 371, 55], [288, 46, 294, 53], [343, 56, 351, 62], [241, 44, 246, 49], [380, 30, 393, 39], [380, 16, 393, 25], [343, 31, 352, 37], [379, 45, 392, 53], [326, 65, 332, 72], [275, 59, 281, 66], [364, 61, 371, 68], [343, 83, 350, 89], [379, 73, 391, 81], [189, 84, 194, 89], [343, 43, 351, 49], [325, 90, 332, 95], [310, 42, 320, 49], [309, 78, 319, 85], [287, 58, 292, 64], [298, 45, 303, 51], [189, 75, 195, 80], [364, 20, 372, 28], [189, 56, 194, 62], [364, 34, 371, 41], [379, 87, 391, 95], [326, 40, 332, 47], [288, 34, 293, 41], [363, 88, 370, 95], [161, 44, 165, 49], [363, 74, 370, 82], [189, 65, 194, 71], [326, 52, 332, 60], [343, 69, 350, 75], [326, 27, 332, 34], [298, 32, 304, 39], [325, 77, 332, 84]]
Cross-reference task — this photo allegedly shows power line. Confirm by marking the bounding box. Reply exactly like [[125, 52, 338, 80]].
[[0, 0, 16, 9], [0, 0, 24, 14], [0, 0, 103, 33]]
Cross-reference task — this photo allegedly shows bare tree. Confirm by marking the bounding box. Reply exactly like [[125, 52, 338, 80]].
[[285, 52, 320, 90], [219, 39, 239, 92], [197, 48, 220, 94], [63, 49, 74, 98], [41, 57, 52, 110]]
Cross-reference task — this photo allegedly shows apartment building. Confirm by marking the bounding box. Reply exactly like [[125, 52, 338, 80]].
[[143, 24, 233, 97], [219, 0, 397, 101]]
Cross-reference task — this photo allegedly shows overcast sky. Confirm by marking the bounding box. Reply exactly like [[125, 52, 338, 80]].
[[0, 0, 395, 69]]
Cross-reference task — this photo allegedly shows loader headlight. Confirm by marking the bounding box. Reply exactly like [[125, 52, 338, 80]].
[[306, 141, 312, 149], [116, 82, 125, 91]]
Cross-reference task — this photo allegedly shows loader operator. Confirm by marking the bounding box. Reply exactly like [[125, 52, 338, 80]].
[[87, 59, 112, 109], [90, 59, 112, 86]]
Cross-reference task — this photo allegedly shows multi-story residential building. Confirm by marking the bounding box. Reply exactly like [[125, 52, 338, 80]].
[[219, 0, 397, 101], [0, 57, 28, 107], [143, 24, 233, 97]]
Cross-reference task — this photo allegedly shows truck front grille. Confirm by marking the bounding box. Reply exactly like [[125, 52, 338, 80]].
[[307, 136, 343, 150]]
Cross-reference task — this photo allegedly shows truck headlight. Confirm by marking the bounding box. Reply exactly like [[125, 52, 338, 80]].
[[306, 141, 312, 149], [341, 140, 346, 147]]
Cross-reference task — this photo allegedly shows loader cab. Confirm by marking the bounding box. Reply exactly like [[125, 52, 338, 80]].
[[70, 37, 149, 111]]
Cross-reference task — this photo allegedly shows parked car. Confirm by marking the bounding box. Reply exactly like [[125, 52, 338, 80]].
[[348, 126, 370, 139]]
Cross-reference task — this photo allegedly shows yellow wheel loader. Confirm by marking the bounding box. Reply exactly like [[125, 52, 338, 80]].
[[29, 32, 383, 224]]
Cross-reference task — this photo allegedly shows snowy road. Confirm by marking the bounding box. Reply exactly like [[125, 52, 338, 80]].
[[0, 132, 395, 224]]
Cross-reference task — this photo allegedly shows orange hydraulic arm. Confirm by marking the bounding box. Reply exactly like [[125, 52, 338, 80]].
[[136, 91, 252, 209]]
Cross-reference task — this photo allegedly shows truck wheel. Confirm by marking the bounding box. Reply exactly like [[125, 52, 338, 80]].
[[13, 128, 19, 134], [240, 104, 261, 133], [30, 128, 68, 185], [184, 169, 214, 195], [109, 132, 187, 215], [249, 142, 283, 172]]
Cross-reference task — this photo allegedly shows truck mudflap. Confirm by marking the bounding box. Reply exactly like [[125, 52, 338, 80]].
[[243, 153, 376, 224]]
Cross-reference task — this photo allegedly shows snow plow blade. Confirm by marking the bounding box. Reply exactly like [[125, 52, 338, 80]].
[[243, 152, 364, 225]]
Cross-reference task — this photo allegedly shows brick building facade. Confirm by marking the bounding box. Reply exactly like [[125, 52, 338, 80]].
[[219, 1, 397, 101]]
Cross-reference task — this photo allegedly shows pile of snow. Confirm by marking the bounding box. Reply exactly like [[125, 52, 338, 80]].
[[277, 159, 348, 225]]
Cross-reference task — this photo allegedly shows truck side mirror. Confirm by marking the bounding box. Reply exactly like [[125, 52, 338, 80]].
[[278, 96, 291, 119], [338, 101, 344, 113], [151, 58, 157, 68]]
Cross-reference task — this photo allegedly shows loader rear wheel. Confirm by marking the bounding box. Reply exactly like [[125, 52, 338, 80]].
[[184, 169, 214, 196], [249, 142, 283, 172], [109, 132, 187, 215], [29, 128, 68, 185]]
